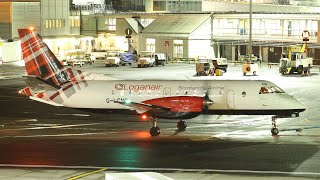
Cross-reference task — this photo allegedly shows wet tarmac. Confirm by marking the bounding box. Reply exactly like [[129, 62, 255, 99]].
[[0, 62, 320, 179]]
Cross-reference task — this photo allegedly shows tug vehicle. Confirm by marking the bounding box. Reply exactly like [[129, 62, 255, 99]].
[[105, 51, 121, 67], [137, 51, 155, 68]]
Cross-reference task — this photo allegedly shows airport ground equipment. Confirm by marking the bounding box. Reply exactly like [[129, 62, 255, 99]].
[[239, 54, 258, 62], [242, 61, 258, 76], [155, 53, 166, 66], [65, 49, 85, 67], [84, 53, 96, 65], [211, 58, 228, 72], [196, 62, 212, 76], [121, 52, 134, 66], [105, 51, 121, 67], [279, 44, 312, 75], [137, 51, 155, 68]]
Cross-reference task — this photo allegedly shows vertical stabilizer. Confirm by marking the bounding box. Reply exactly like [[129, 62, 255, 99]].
[[18, 29, 70, 87]]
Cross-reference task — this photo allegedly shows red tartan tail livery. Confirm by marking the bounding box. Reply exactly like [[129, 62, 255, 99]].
[[18, 29, 88, 106], [18, 29, 70, 87]]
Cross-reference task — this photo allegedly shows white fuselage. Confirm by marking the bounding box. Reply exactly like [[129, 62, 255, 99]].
[[58, 79, 305, 116]]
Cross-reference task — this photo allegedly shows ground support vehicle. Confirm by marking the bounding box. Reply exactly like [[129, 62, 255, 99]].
[[105, 51, 121, 67], [279, 52, 312, 75], [196, 62, 212, 76], [211, 58, 228, 72], [92, 51, 108, 60], [239, 54, 258, 62], [155, 53, 166, 66], [121, 52, 134, 66], [65, 50, 86, 67], [137, 51, 155, 68], [242, 62, 258, 75], [85, 53, 96, 65]]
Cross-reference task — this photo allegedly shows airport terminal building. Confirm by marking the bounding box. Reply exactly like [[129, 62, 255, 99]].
[[1, 0, 320, 63]]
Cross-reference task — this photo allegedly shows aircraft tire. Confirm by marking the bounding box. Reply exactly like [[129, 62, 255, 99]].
[[177, 120, 187, 131], [271, 127, 279, 135], [150, 127, 160, 136]]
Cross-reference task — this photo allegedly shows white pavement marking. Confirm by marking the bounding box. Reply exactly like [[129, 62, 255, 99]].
[[0, 123, 105, 131], [0, 165, 319, 177], [55, 113, 90, 117], [0, 133, 105, 138]]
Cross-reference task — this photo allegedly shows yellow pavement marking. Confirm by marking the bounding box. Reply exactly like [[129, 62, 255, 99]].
[[67, 168, 107, 180]]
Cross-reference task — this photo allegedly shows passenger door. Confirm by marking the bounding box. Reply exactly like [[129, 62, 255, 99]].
[[227, 90, 235, 109]]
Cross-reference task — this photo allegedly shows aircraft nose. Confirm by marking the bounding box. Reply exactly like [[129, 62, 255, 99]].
[[293, 97, 306, 113]]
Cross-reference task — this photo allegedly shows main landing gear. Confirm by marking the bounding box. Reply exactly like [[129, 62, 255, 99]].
[[149, 117, 160, 136], [177, 120, 187, 131], [148, 118, 188, 136]]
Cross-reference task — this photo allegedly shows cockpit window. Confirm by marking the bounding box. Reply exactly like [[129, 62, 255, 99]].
[[269, 86, 285, 93], [259, 86, 284, 94]]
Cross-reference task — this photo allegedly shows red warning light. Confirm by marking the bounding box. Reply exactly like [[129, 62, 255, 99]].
[[141, 114, 148, 121]]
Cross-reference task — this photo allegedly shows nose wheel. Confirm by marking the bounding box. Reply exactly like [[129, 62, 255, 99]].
[[149, 117, 160, 136], [177, 120, 187, 131], [271, 116, 279, 136]]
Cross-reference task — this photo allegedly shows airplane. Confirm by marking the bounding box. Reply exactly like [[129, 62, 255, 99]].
[[17, 28, 306, 136]]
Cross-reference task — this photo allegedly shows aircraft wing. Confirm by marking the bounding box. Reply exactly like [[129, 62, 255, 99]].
[[23, 75, 60, 93], [114, 100, 171, 114]]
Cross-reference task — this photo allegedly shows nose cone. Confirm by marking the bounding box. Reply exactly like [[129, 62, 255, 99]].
[[295, 99, 306, 113], [288, 94, 306, 113]]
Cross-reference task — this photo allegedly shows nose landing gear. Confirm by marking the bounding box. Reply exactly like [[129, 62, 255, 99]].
[[271, 116, 279, 136]]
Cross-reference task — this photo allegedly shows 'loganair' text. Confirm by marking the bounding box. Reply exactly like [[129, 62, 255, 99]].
[[115, 84, 163, 92]]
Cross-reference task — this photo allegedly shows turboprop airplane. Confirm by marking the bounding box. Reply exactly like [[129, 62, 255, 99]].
[[18, 28, 306, 136]]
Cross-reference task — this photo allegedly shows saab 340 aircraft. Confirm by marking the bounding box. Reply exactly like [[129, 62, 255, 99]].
[[18, 29, 306, 136]]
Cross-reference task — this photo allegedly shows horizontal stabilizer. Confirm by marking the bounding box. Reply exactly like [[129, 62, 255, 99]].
[[30, 96, 63, 107], [23, 75, 60, 93]]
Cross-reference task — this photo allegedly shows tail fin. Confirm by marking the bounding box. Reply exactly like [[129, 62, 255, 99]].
[[18, 29, 70, 87]]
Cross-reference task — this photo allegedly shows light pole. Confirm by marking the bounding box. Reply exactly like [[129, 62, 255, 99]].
[[249, 0, 252, 60]]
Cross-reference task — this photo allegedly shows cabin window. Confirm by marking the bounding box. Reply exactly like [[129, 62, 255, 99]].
[[259, 86, 284, 94], [219, 89, 224, 96], [203, 90, 207, 96], [242, 91, 246, 97], [185, 91, 188, 95]]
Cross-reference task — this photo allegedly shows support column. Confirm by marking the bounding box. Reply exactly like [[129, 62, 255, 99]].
[[259, 46, 262, 62], [145, 0, 154, 12], [238, 45, 241, 61], [217, 43, 220, 58], [232, 45, 236, 62]]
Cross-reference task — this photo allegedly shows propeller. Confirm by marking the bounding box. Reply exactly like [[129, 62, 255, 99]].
[[202, 88, 214, 113]]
